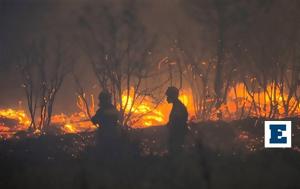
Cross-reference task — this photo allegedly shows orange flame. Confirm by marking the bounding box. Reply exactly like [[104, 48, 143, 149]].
[[217, 83, 300, 120], [0, 82, 299, 139], [121, 88, 195, 127], [0, 109, 30, 138]]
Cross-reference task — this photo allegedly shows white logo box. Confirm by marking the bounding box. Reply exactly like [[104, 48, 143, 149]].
[[264, 121, 292, 148]]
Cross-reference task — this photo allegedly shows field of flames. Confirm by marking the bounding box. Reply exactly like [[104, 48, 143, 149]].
[[1, 82, 299, 140]]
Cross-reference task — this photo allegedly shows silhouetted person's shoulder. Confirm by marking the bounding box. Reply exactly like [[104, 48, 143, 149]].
[[92, 104, 120, 127], [169, 99, 188, 125], [173, 100, 188, 118]]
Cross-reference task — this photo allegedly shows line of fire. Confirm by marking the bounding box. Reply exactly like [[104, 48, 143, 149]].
[[1, 81, 300, 138]]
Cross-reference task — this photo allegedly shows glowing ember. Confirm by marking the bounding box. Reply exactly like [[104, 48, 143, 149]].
[[51, 112, 96, 134]]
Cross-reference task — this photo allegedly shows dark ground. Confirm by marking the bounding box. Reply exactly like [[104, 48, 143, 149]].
[[0, 118, 300, 189]]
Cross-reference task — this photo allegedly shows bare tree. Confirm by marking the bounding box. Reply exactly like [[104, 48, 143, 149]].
[[17, 36, 72, 132], [77, 0, 160, 126], [183, 0, 251, 108]]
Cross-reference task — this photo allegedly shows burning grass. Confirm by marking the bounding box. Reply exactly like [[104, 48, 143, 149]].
[[0, 82, 299, 140]]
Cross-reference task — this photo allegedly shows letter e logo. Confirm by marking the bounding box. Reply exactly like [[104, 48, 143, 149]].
[[264, 121, 291, 148]]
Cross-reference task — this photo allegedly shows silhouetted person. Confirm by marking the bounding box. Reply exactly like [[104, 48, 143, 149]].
[[91, 90, 121, 155], [166, 86, 188, 155]]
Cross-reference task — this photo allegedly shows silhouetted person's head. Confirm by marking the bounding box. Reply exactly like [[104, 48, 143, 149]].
[[166, 86, 179, 103], [98, 90, 112, 107]]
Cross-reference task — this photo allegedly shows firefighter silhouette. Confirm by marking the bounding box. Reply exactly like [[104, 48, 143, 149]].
[[166, 86, 188, 154], [91, 90, 121, 154]]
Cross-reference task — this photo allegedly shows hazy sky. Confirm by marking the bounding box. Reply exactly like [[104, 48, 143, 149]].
[[0, 0, 296, 113], [0, 0, 199, 112]]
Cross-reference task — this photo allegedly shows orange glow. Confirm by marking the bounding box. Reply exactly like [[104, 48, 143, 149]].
[[0, 109, 30, 139], [217, 83, 300, 120], [51, 112, 97, 134], [0, 109, 30, 126], [0, 82, 299, 139], [120, 88, 195, 127]]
